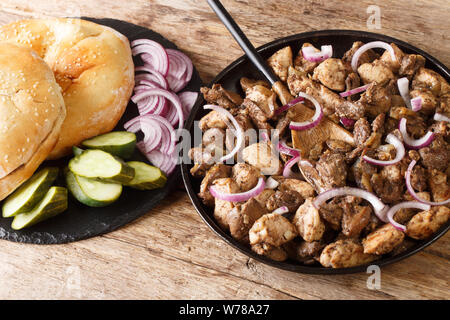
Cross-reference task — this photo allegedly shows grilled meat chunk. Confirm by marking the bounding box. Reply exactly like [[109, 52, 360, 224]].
[[406, 206, 450, 240], [267, 46, 293, 82], [294, 43, 320, 74], [198, 164, 232, 207], [362, 223, 405, 255], [228, 198, 265, 243], [231, 163, 261, 192], [212, 178, 240, 231], [266, 190, 304, 213], [200, 84, 243, 109], [242, 142, 283, 175], [319, 239, 377, 268], [249, 213, 298, 247], [357, 60, 395, 86], [312, 58, 348, 91], [419, 135, 450, 172], [293, 199, 326, 242]]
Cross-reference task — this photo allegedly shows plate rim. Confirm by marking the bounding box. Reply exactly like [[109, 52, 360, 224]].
[[181, 29, 450, 274]]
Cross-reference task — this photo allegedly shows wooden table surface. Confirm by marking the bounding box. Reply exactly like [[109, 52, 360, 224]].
[[0, 0, 449, 300]]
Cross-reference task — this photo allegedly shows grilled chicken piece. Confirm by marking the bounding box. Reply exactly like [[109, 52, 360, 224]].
[[227, 198, 265, 243], [428, 169, 450, 204], [202, 128, 225, 147], [342, 41, 379, 69], [371, 163, 405, 204], [394, 191, 431, 224], [362, 223, 405, 255], [242, 142, 283, 175], [399, 54, 426, 79], [267, 46, 293, 82], [319, 239, 377, 268], [312, 58, 348, 91], [419, 135, 450, 172], [251, 243, 288, 261], [412, 67, 450, 96], [278, 178, 316, 199], [409, 88, 438, 115], [335, 100, 366, 120], [231, 163, 261, 192], [358, 82, 394, 117], [379, 43, 405, 73], [198, 164, 232, 207], [266, 190, 304, 213], [438, 93, 450, 116], [294, 43, 320, 74], [357, 60, 395, 86], [212, 178, 240, 231], [245, 85, 278, 118], [201, 84, 243, 109], [406, 206, 450, 240], [287, 66, 343, 116], [293, 199, 326, 242], [240, 77, 271, 92], [199, 110, 228, 132], [284, 240, 324, 264], [249, 212, 298, 247]]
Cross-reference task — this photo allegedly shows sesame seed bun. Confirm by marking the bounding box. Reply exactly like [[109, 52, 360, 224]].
[[0, 43, 66, 200], [0, 18, 135, 159]]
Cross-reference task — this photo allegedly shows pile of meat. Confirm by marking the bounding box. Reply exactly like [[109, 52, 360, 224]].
[[189, 41, 450, 268]]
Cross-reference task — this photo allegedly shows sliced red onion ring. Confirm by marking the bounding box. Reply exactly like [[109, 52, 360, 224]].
[[131, 39, 169, 76], [167, 49, 187, 80], [406, 160, 450, 206], [434, 113, 450, 122], [132, 88, 184, 128], [265, 177, 279, 189], [274, 96, 304, 115], [410, 97, 422, 112], [135, 67, 169, 89], [178, 91, 198, 117], [313, 187, 389, 222], [289, 93, 323, 131], [283, 155, 300, 178], [351, 41, 396, 71], [397, 77, 413, 109], [302, 45, 333, 63], [210, 177, 265, 202], [339, 84, 370, 98], [167, 49, 193, 82], [272, 206, 289, 215], [204, 105, 243, 163], [363, 133, 405, 166], [277, 140, 300, 157], [399, 118, 434, 150], [386, 201, 431, 232], [340, 117, 356, 128]]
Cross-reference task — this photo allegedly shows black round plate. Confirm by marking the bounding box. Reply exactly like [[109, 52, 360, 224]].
[[0, 17, 202, 244], [181, 30, 450, 274]]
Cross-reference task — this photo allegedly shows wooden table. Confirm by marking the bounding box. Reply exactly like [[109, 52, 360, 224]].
[[0, 0, 449, 300]]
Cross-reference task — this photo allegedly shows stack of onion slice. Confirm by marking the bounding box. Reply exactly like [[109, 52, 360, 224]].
[[125, 39, 198, 175]]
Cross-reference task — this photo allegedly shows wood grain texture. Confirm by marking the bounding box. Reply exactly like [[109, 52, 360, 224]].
[[0, 0, 449, 300]]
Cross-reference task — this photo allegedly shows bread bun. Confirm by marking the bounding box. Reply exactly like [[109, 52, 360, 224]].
[[0, 18, 134, 159], [0, 43, 66, 200]]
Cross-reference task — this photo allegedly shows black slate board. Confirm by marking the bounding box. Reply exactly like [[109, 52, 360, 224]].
[[0, 17, 202, 244]]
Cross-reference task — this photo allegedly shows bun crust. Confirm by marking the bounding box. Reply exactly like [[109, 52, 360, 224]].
[[0, 43, 65, 200], [0, 18, 135, 159]]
